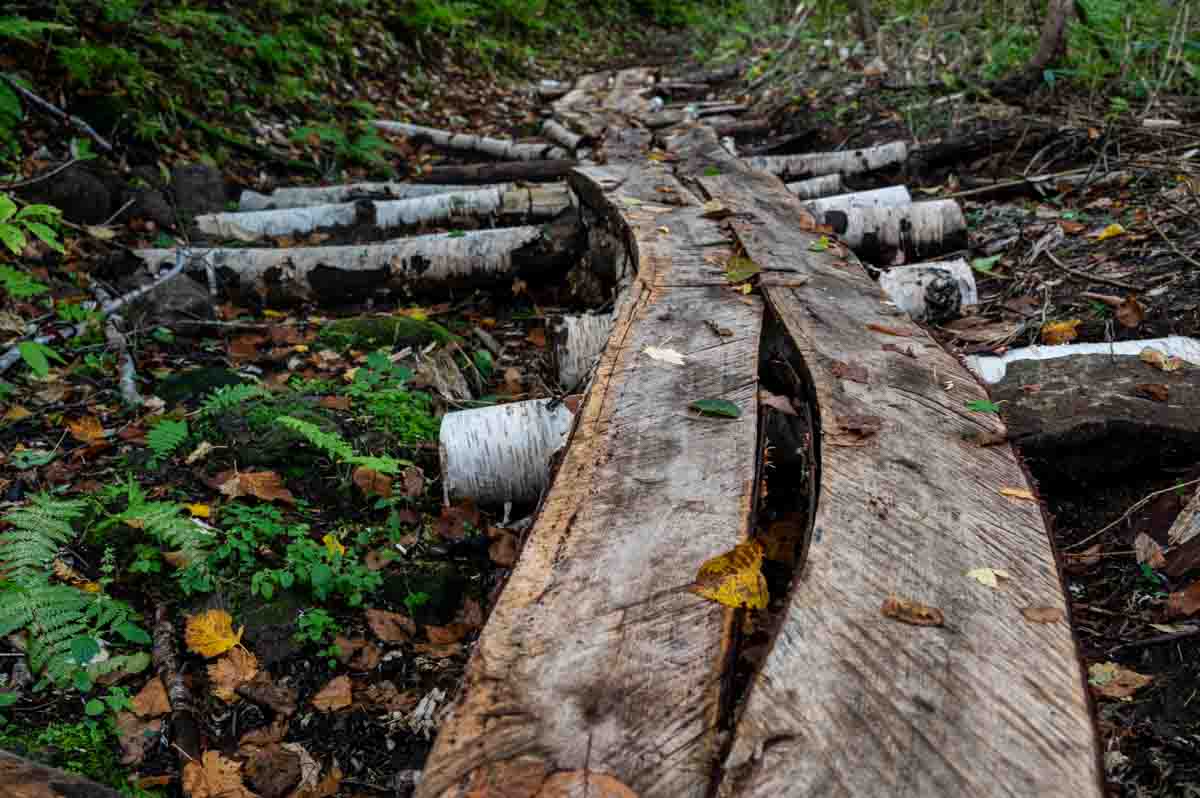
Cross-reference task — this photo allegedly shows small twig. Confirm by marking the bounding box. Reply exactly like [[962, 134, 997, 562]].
[[1110, 625, 1200, 654], [0, 158, 82, 191], [92, 286, 142, 406], [1065, 477, 1200, 551], [1146, 207, 1200, 270], [101, 197, 135, 228], [1, 75, 113, 153], [1040, 248, 1141, 291]]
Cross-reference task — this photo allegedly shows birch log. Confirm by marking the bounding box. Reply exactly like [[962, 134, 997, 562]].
[[134, 226, 575, 303], [878, 258, 977, 321], [802, 185, 912, 215], [197, 184, 573, 241], [746, 140, 909, 179], [439, 399, 574, 506], [239, 182, 507, 211], [374, 121, 569, 161], [550, 312, 614, 390], [541, 119, 586, 152], [785, 173, 843, 199], [815, 199, 967, 261]]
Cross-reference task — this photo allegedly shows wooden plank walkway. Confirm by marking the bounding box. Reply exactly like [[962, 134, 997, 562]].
[[418, 70, 1101, 798]]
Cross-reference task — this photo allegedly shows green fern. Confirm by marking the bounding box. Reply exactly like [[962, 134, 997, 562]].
[[0, 16, 74, 43], [100, 480, 215, 560], [147, 417, 188, 463], [276, 415, 408, 474], [0, 494, 87, 585], [199, 383, 268, 416]]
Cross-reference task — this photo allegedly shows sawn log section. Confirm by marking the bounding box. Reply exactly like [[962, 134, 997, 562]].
[[418, 71, 1101, 798]]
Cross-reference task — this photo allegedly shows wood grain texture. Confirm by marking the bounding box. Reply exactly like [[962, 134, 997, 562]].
[[0, 750, 124, 798], [669, 125, 1102, 798], [416, 81, 762, 797]]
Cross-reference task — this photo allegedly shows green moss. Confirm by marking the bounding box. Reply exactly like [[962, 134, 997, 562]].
[[0, 719, 159, 796], [156, 367, 245, 405], [318, 316, 453, 351]]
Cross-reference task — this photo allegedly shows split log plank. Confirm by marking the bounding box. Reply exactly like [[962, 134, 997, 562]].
[[415, 159, 577, 185], [672, 125, 1101, 798], [417, 110, 759, 798]]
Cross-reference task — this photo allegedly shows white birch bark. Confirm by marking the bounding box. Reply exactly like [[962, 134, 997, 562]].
[[878, 258, 977, 320], [802, 186, 912, 216], [746, 140, 909, 179], [785, 174, 844, 199], [541, 119, 585, 152], [373, 121, 569, 161], [239, 182, 509, 211], [551, 313, 614, 390], [440, 399, 574, 506], [817, 199, 966, 258]]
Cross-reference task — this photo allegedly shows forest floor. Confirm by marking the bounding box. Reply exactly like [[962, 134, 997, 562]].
[[2, 12, 1200, 798]]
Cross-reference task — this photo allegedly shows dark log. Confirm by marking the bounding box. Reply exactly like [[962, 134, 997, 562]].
[[414, 159, 577, 185]]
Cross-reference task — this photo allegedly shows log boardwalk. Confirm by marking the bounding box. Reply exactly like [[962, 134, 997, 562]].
[[418, 69, 1102, 798]]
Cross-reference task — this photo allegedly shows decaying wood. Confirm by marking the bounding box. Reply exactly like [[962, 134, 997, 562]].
[[550, 312, 614, 390], [541, 119, 587, 152], [415, 159, 577, 185], [785, 173, 843, 199], [811, 198, 967, 262], [1167, 486, 1200, 578], [153, 605, 201, 764], [990, 354, 1200, 484], [878, 257, 977, 321], [713, 117, 772, 138], [198, 184, 574, 240], [417, 74, 760, 798], [374, 121, 569, 161], [802, 185, 912, 216], [654, 80, 711, 99], [671, 124, 1100, 797], [0, 750, 123, 798], [135, 222, 580, 303], [239, 182, 503, 211], [552, 68, 656, 141], [745, 140, 909, 180], [439, 399, 575, 506]]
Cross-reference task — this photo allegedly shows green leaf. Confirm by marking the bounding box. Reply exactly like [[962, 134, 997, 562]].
[[724, 256, 760, 284], [689, 398, 741, 418], [0, 194, 16, 223], [808, 235, 830, 252], [15, 203, 62, 221], [22, 222, 63, 253], [70, 636, 101, 666], [278, 571, 294, 588], [971, 255, 1002, 274], [703, 165, 721, 176], [73, 670, 93, 692], [0, 692, 18, 707], [0, 222, 25, 254], [310, 563, 332, 587], [0, 82, 21, 124], [260, 581, 274, 599], [473, 349, 494, 378], [18, 340, 50, 377], [114, 622, 151, 645], [85, 698, 105, 716], [966, 399, 1001, 413]]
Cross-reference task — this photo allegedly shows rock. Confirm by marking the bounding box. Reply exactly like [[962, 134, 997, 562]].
[[992, 355, 1200, 486], [240, 589, 305, 667], [120, 270, 213, 330], [126, 188, 175, 230], [244, 744, 301, 798], [171, 163, 227, 218], [18, 164, 110, 225], [155, 367, 246, 405]]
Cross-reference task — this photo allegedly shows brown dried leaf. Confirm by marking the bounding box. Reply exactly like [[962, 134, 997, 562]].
[[759, 389, 796, 416], [527, 328, 547, 348], [830, 359, 869, 384], [113, 711, 162, 766], [67, 416, 105, 444], [1139, 347, 1185, 372], [436, 500, 480, 540], [332, 636, 380, 672], [352, 466, 392, 498], [1116, 295, 1146, 329], [537, 771, 640, 798], [1134, 532, 1167, 569], [318, 395, 351, 411], [400, 465, 424, 498], [411, 641, 463, 658], [1088, 662, 1152, 699], [880, 594, 945, 627], [1021, 606, 1065, 624], [236, 673, 299, 717], [219, 470, 296, 504], [209, 647, 259, 703], [489, 532, 519, 567], [1166, 581, 1200, 618], [426, 623, 471, 645], [356, 680, 419, 713], [1134, 383, 1169, 402], [881, 342, 916, 358], [503, 367, 523, 395], [182, 751, 256, 798], [292, 765, 342, 798], [228, 334, 267, 361], [866, 322, 913, 337], [238, 717, 290, 757], [311, 675, 353, 712], [130, 676, 171, 718]]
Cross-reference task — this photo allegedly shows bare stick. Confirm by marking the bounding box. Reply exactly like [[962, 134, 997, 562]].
[[0, 158, 83, 190], [1, 75, 113, 153], [92, 286, 142, 406], [1065, 477, 1200, 551]]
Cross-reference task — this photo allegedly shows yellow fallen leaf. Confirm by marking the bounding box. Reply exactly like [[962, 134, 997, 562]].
[[185, 441, 215, 464], [185, 609, 244, 659], [4, 405, 31, 421], [186, 503, 211, 518], [967, 567, 1011, 589], [689, 539, 769, 610], [1041, 319, 1081, 345], [1094, 223, 1125, 241], [294, 344, 309, 353], [208, 648, 259, 703], [322, 533, 345, 558], [1140, 347, 1185, 372], [262, 309, 288, 318], [998, 486, 1036, 501]]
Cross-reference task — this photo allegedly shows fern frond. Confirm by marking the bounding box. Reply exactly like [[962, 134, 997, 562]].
[[112, 500, 215, 559], [147, 418, 188, 461], [277, 415, 410, 473], [200, 383, 268, 416], [0, 494, 87, 584]]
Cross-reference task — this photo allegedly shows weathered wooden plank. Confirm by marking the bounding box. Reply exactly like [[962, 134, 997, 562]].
[[416, 121, 762, 796], [669, 126, 1101, 798]]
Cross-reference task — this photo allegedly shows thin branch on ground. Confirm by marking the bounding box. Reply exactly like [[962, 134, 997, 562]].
[[92, 285, 143, 406], [1065, 477, 1200, 551], [0, 158, 84, 190], [1, 75, 113, 153], [1146, 207, 1200, 270]]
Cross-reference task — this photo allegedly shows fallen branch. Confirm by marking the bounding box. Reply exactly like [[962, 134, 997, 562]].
[[152, 605, 201, 764], [746, 140, 909, 180], [541, 119, 587, 153], [815, 200, 967, 262], [415, 159, 577, 185], [375, 121, 569, 161], [198, 184, 574, 241], [93, 286, 143, 406], [786, 174, 844, 199], [550, 312, 613, 391], [1, 74, 113, 153], [239, 182, 508, 211], [878, 258, 977, 321], [802, 185, 912, 216]]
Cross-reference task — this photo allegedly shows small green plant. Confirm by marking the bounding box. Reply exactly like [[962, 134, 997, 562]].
[[84, 686, 133, 718], [276, 415, 408, 474], [403, 590, 431, 616], [200, 383, 269, 416], [0, 264, 49, 298], [294, 607, 340, 645], [253, 533, 381, 607], [292, 122, 395, 174], [146, 418, 188, 464], [966, 399, 1002, 413]]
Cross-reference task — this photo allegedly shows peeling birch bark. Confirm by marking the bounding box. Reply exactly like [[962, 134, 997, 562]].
[[239, 182, 508, 211], [197, 184, 574, 241], [815, 199, 967, 261], [802, 185, 912, 215], [373, 121, 569, 161], [439, 399, 574, 506], [550, 312, 614, 390], [541, 119, 586, 152], [785, 173, 843, 199], [134, 225, 576, 303], [878, 258, 977, 321], [746, 140, 909, 179]]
